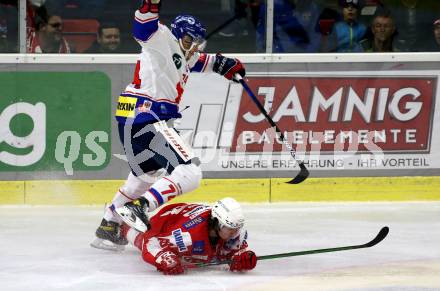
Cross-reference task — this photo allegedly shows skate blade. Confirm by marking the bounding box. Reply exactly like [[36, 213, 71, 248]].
[[90, 238, 125, 252], [115, 206, 149, 233]]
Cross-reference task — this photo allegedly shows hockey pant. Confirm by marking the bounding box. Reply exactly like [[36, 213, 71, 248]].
[[107, 121, 202, 222]]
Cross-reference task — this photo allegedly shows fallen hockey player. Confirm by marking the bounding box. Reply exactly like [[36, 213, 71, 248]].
[[120, 197, 257, 275]]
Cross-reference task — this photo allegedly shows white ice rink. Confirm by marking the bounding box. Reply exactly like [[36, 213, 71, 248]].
[[1, 202, 439, 291]]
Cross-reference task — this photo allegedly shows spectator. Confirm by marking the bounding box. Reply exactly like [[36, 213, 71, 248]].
[[0, 0, 18, 52], [434, 19, 440, 49], [381, 0, 440, 51], [85, 22, 122, 53], [256, 0, 322, 53], [424, 18, 440, 51], [26, 0, 48, 51], [28, 14, 73, 53], [361, 14, 398, 52], [325, 0, 367, 52]]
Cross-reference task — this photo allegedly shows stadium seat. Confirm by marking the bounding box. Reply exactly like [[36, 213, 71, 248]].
[[62, 19, 99, 53]]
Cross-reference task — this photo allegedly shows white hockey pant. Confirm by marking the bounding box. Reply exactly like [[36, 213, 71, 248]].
[[142, 163, 202, 211], [103, 170, 165, 223]]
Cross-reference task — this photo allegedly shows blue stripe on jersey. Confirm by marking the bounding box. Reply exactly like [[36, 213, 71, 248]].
[[132, 17, 159, 41], [149, 188, 164, 205], [115, 93, 182, 124]]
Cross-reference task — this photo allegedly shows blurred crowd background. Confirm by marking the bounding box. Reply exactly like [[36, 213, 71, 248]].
[[0, 0, 439, 54]]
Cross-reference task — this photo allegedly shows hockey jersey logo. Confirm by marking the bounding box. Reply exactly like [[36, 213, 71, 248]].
[[173, 53, 183, 69], [192, 240, 205, 255], [172, 228, 190, 252], [182, 216, 205, 230]]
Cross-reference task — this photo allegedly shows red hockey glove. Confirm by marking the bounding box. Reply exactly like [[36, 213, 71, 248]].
[[139, 0, 161, 14], [213, 53, 246, 82], [154, 251, 184, 275], [230, 250, 257, 272]]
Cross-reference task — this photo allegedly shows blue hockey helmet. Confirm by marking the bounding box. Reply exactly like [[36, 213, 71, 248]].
[[171, 14, 207, 55]]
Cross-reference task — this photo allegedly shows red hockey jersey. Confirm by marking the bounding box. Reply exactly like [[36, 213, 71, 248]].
[[135, 203, 249, 267]]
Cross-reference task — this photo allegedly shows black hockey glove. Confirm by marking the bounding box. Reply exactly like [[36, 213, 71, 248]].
[[139, 0, 161, 14], [213, 53, 246, 82]]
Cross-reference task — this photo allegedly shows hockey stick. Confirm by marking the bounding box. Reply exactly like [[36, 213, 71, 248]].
[[206, 15, 239, 40], [195, 226, 389, 268], [237, 76, 309, 184]]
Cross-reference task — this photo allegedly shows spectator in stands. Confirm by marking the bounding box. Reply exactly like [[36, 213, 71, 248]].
[[85, 22, 122, 53], [28, 14, 73, 53], [361, 13, 398, 52], [434, 19, 440, 49], [26, 0, 48, 50], [381, 0, 440, 51], [325, 0, 367, 52], [256, 0, 322, 53], [424, 18, 440, 51], [0, 0, 18, 52]]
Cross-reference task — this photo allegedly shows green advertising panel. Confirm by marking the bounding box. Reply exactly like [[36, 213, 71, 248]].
[[0, 72, 111, 174]]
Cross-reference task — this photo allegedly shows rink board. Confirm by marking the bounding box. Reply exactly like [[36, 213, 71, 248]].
[[0, 176, 439, 205]]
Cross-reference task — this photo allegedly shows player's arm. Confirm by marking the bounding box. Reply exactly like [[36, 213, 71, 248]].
[[190, 53, 246, 83], [212, 53, 246, 82], [229, 247, 257, 272], [218, 229, 257, 272], [132, 0, 161, 43], [141, 236, 185, 275]]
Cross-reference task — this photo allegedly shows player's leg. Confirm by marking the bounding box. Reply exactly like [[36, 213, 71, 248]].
[[116, 121, 202, 232], [91, 122, 166, 251], [91, 170, 164, 251]]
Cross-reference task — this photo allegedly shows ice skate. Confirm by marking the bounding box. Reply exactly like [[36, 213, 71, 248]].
[[90, 219, 128, 252], [115, 197, 151, 233]]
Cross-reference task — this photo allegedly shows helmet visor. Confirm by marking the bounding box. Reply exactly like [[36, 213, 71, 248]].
[[181, 34, 206, 52]]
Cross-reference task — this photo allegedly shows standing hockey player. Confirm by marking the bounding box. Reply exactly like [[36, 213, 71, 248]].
[[122, 197, 257, 275], [91, 0, 246, 251]]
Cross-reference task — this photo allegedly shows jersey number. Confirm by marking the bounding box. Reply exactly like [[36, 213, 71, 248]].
[[162, 184, 176, 195]]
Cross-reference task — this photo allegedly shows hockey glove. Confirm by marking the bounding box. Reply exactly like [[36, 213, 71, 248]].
[[229, 250, 257, 272], [154, 250, 184, 275], [213, 53, 246, 82], [139, 0, 160, 14]]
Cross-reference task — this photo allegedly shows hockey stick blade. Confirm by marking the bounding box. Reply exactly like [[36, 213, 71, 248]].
[[195, 226, 389, 268], [287, 162, 309, 184], [238, 77, 309, 184]]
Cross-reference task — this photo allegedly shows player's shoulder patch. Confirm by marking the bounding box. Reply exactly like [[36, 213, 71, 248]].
[[184, 204, 210, 219], [182, 216, 205, 230]]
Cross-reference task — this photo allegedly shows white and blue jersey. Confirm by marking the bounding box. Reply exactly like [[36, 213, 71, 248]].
[[115, 9, 215, 124]]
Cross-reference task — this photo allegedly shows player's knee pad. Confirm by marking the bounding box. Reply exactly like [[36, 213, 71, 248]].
[[169, 163, 202, 194]]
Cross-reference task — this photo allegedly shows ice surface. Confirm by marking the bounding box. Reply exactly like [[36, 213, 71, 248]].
[[0, 202, 439, 291]]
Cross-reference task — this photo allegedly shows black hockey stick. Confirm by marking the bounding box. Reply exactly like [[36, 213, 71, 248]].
[[206, 15, 239, 40], [195, 226, 389, 268], [237, 76, 309, 184]]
